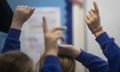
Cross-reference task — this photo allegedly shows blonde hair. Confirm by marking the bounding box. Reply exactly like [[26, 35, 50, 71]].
[[0, 51, 34, 72], [38, 53, 76, 72]]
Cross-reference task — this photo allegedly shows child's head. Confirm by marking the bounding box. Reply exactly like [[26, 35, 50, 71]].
[[59, 55, 76, 72], [38, 54, 76, 72], [0, 51, 34, 72]]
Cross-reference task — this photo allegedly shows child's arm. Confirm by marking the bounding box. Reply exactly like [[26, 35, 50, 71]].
[[85, 1, 120, 72], [39, 17, 66, 72], [59, 45, 109, 72], [2, 6, 34, 53]]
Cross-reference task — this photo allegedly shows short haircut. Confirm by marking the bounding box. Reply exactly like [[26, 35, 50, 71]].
[[0, 51, 34, 72]]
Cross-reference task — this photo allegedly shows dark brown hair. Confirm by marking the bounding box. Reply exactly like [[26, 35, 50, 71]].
[[0, 51, 34, 72]]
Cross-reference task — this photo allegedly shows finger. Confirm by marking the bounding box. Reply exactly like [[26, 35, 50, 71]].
[[58, 35, 65, 41], [26, 6, 34, 11], [89, 10, 95, 17], [23, 6, 34, 14], [55, 32, 65, 41], [30, 8, 35, 15], [43, 17, 48, 33], [26, 7, 35, 16], [89, 10, 96, 21], [24, 5, 31, 10], [85, 18, 91, 24], [93, 1, 99, 14], [15, 6, 23, 10], [86, 15, 91, 21], [91, 9, 96, 13], [51, 26, 66, 32]]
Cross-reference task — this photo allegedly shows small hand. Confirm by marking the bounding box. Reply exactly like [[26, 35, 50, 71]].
[[43, 17, 66, 56], [11, 5, 35, 30], [85, 1, 104, 36]]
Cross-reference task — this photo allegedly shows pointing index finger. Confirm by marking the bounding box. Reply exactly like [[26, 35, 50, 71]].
[[93, 1, 99, 14], [43, 17, 48, 33]]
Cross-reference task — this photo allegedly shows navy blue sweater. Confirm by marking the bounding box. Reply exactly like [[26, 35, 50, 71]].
[[96, 32, 120, 72], [2, 28, 110, 72]]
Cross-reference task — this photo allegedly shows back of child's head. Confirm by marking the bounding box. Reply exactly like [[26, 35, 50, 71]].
[[38, 53, 76, 72], [59, 55, 76, 72], [0, 51, 34, 72]]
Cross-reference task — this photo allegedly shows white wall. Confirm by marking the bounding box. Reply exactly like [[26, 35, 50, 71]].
[[73, 0, 86, 72]]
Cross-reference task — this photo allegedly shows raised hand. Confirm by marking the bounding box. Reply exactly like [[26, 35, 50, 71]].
[[43, 17, 66, 56], [11, 5, 35, 30], [85, 1, 104, 36]]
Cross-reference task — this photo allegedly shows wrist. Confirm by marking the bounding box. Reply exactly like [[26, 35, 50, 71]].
[[72, 48, 81, 58], [92, 26, 105, 37], [94, 29, 104, 37], [11, 22, 23, 30], [45, 49, 58, 56]]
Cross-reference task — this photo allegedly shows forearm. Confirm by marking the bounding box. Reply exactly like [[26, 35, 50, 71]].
[[76, 50, 109, 72], [2, 28, 21, 53], [2, 5, 34, 53], [96, 32, 120, 72], [3, 21, 23, 52], [96, 32, 120, 57]]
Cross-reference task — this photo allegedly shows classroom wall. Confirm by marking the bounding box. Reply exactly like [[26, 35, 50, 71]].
[[73, 0, 86, 72], [73, 5, 86, 72]]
